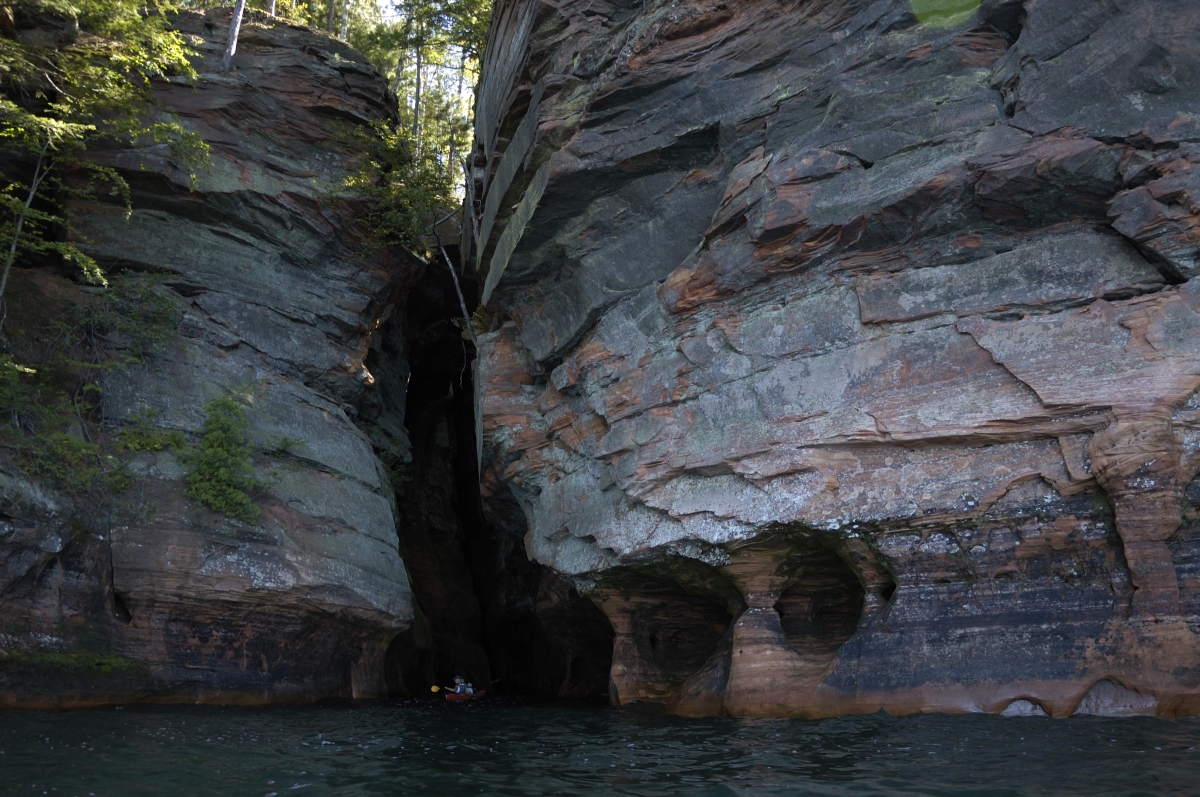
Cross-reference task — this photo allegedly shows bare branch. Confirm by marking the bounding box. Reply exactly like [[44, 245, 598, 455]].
[[0, 139, 52, 336], [221, 0, 247, 72], [433, 210, 477, 347]]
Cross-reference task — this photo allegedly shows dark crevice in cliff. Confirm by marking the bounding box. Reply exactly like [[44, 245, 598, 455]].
[[984, 0, 1026, 43], [1119, 239, 1192, 286], [365, 236, 613, 700], [112, 592, 132, 625]]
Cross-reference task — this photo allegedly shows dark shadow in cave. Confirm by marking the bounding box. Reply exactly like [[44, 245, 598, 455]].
[[594, 561, 743, 704], [774, 545, 866, 657], [632, 584, 732, 685], [363, 231, 612, 700]]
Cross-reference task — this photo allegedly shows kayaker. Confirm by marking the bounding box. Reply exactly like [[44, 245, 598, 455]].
[[451, 675, 467, 695], [466, 683, 475, 694]]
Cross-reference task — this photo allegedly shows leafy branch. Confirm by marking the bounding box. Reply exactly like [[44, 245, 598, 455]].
[[0, 0, 208, 335]]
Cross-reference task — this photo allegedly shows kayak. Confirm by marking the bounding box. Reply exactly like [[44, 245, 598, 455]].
[[445, 690, 486, 702]]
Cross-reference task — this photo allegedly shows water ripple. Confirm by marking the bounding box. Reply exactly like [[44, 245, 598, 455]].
[[1, 701, 1198, 796]]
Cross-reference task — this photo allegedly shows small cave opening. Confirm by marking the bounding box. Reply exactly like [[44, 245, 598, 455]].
[[982, 0, 1025, 44], [774, 546, 866, 657], [632, 591, 732, 683], [594, 563, 741, 704], [362, 230, 613, 701], [879, 576, 897, 604], [112, 592, 133, 625]]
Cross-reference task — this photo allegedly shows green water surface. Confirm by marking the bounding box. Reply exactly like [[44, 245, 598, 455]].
[[1, 701, 1197, 796]]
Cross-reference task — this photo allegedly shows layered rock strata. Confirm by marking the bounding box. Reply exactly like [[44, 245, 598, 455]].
[[469, 0, 1200, 717], [1, 10, 415, 706]]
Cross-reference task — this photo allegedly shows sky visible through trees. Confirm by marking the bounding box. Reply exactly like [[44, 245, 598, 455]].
[[0, 0, 487, 497], [1, 0, 488, 323], [201, 0, 488, 201]]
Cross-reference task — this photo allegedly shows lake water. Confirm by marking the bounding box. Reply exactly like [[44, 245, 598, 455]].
[[2, 700, 1198, 796]]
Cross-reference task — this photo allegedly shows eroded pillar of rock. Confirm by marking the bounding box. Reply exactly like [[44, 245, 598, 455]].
[[1089, 416, 1184, 616], [671, 627, 734, 717], [590, 590, 669, 704], [720, 538, 839, 716], [600, 603, 641, 704], [723, 605, 814, 716], [837, 537, 896, 628]]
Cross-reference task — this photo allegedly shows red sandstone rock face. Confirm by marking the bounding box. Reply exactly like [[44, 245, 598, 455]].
[[0, 11, 416, 708], [469, 0, 1200, 717]]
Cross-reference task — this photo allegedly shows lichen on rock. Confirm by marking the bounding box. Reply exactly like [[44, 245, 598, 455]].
[[0, 10, 416, 708], [468, 0, 1200, 717]]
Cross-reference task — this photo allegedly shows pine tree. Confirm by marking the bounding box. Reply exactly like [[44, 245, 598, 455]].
[[0, 0, 206, 333]]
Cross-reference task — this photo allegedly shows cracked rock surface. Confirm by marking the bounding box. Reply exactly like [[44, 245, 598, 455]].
[[469, 0, 1200, 717], [1, 10, 415, 708]]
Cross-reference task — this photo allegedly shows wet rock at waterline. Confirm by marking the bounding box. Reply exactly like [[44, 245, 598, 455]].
[[468, 0, 1200, 717], [0, 10, 415, 707]]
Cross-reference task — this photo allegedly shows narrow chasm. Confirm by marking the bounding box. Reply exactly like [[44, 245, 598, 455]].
[[362, 231, 613, 700]]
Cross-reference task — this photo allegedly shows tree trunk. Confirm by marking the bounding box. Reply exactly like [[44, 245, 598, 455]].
[[267, 0, 276, 16], [390, 8, 413, 98], [220, 0, 247, 72], [338, 0, 349, 39], [433, 212, 477, 347], [325, 0, 336, 33], [447, 48, 466, 183], [0, 141, 50, 335], [412, 44, 423, 143], [390, 49, 407, 97]]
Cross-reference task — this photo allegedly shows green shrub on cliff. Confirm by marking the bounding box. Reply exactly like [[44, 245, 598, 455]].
[[338, 0, 487, 249], [21, 428, 126, 495], [0, 275, 181, 497], [37, 273, 182, 374], [346, 120, 450, 248], [118, 407, 185, 452], [0, 353, 35, 416], [185, 397, 262, 522]]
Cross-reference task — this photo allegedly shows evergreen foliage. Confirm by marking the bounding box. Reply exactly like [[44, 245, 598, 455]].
[[345, 119, 449, 247], [0, 0, 207, 328], [336, 0, 486, 247], [185, 397, 262, 523], [51, 272, 181, 367], [118, 407, 185, 452], [0, 273, 181, 496], [0, 1, 202, 499]]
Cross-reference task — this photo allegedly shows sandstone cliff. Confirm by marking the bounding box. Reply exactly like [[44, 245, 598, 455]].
[[1, 10, 416, 706], [468, 0, 1200, 717], [1, 8, 613, 708]]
